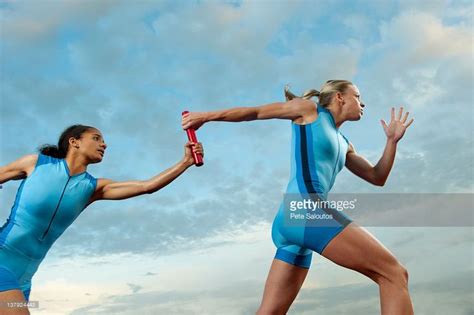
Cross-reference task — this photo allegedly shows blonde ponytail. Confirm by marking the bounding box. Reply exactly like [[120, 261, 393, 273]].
[[284, 85, 320, 101], [284, 80, 353, 107]]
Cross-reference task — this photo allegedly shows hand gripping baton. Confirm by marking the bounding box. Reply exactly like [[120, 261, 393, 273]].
[[182, 111, 204, 167]]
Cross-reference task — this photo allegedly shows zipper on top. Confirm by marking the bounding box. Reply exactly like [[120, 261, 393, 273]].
[[41, 176, 71, 240]]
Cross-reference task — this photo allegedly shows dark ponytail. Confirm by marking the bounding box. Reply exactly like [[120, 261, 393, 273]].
[[39, 125, 94, 159]]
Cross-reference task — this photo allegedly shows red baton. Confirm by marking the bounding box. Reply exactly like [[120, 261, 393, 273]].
[[182, 111, 204, 167]]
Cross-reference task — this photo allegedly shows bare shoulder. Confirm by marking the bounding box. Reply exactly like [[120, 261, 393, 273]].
[[288, 98, 316, 110], [95, 178, 114, 190], [89, 179, 114, 203], [0, 154, 38, 181], [20, 154, 39, 176], [23, 154, 39, 164], [11, 154, 38, 170], [289, 98, 318, 124], [346, 142, 356, 154]]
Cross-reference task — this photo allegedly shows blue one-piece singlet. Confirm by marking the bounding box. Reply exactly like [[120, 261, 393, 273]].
[[0, 154, 96, 300], [272, 105, 353, 268]]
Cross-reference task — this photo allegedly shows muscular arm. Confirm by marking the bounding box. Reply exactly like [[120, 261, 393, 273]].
[[346, 107, 413, 186], [182, 98, 317, 129], [89, 142, 203, 203], [90, 159, 192, 202], [0, 155, 38, 185], [207, 99, 309, 121], [345, 140, 397, 186]]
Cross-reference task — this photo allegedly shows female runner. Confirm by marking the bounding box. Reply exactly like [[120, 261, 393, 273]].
[[0, 125, 203, 314], [182, 80, 414, 314]]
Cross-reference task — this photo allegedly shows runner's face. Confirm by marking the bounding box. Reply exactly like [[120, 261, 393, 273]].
[[343, 85, 365, 120], [75, 129, 107, 163]]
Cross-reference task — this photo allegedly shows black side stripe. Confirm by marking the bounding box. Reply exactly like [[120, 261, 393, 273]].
[[299, 125, 350, 226]]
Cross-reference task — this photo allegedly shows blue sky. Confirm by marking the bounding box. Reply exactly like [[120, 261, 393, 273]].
[[0, 1, 473, 314]]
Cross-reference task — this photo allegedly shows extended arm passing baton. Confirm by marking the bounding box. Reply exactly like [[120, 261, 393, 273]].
[[182, 111, 204, 167]]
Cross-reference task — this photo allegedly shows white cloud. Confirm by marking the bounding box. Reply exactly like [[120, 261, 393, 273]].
[[378, 11, 470, 60], [36, 228, 473, 315], [1, 0, 116, 42]]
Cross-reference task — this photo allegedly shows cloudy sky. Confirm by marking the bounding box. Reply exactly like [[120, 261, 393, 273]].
[[0, 0, 473, 314]]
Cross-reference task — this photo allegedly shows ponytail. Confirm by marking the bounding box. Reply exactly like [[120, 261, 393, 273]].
[[284, 85, 320, 101], [284, 80, 353, 107], [39, 145, 65, 159], [39, 124, 94, 159]]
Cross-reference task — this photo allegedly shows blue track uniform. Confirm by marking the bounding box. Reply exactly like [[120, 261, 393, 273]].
[[0, 154, 96, 300], [272, 106, 353, 268]]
